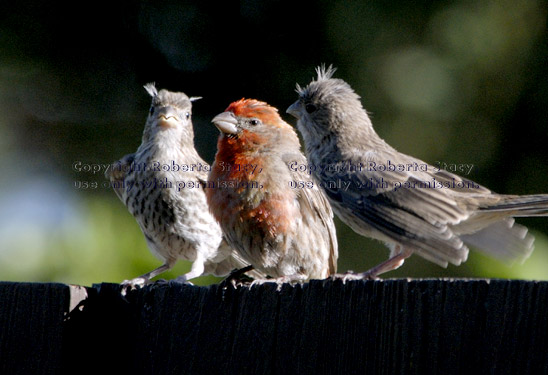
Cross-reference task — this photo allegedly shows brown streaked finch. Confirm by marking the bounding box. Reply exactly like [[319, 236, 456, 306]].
[[287, 66, 548, 279], [106, 84, 257, 291], [206, 99, 338, 283]]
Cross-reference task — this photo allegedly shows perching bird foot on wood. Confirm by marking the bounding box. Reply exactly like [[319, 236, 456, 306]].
[[331, 271, 379, 283], [220, 265, 256, 289], [120, 277, 148, 296], [249, 274, 308, 291]]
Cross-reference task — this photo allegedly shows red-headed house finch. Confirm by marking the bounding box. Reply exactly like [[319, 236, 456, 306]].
[[287, 66, 548, 278], [106, 84, 257, 290], [206, 99, 338, 282]]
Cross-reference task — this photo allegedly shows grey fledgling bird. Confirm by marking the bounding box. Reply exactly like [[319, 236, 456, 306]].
[[106, 84, 257, 289], [287, 66, 548, 278]]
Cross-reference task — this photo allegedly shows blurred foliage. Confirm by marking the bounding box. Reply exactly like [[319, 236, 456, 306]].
[[0, 0, 547, 285], [0, 195, 220, 286]]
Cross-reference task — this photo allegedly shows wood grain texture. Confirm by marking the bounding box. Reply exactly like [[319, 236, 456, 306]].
[[1, 279, 547, 374], [0, 282, 68, 375]]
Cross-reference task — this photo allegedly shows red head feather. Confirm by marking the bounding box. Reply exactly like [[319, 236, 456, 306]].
[[226, 98, 289, 129]]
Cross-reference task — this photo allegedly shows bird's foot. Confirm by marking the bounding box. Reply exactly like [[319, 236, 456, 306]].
[[250, 275, 306, 291], [171, 276, 194, 285], [330, 270, 380, 284], [120, 277, 149, 296], [220, 265, 255, 289]]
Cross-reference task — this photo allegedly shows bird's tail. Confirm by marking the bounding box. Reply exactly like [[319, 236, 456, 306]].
[[458, 195, 548, 264], [204, 239, 266, 279], [460, 218, 534, 264], [481, 194, 548, 217]]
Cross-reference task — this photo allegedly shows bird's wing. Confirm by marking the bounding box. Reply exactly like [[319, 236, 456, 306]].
[[319, 148, 497, 266], [283, 151, 339, 274], [106, 153, 135, 203]]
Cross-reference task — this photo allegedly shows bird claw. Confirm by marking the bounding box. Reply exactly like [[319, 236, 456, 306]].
[[249, 275, 305, 291], [170, 277, 194, 285], [249, 278, 284, 291], [120, 277, 149, 296], [220, 265, 255, 289], [330, 271, 379, 284]]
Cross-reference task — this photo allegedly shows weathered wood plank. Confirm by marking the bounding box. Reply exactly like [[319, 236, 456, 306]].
[[0, 282, 69, 375], [1, 279, 547, 374]]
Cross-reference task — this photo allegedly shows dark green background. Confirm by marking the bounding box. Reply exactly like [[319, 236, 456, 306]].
[[1, 0, 547, 284]]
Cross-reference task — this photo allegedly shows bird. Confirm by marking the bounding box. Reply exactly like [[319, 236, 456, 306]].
[[106, 83, 257, 290], [206, 98, 338, 283], [287, 65, 548, 278]]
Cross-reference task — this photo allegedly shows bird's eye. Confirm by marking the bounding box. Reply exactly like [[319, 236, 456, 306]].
[[185, 112, 190, 119], [249, 119, 260, 126], [149, 106, 155, 115], [305, 104, 317, 113]]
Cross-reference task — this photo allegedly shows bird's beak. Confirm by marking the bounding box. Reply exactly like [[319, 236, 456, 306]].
[[286, 101, 301, 119], [212, 111, 238, 135], [156, 107, 180, 128]]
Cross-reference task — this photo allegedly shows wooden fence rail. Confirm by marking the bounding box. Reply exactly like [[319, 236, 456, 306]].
[[1, 279, 547, 374]]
